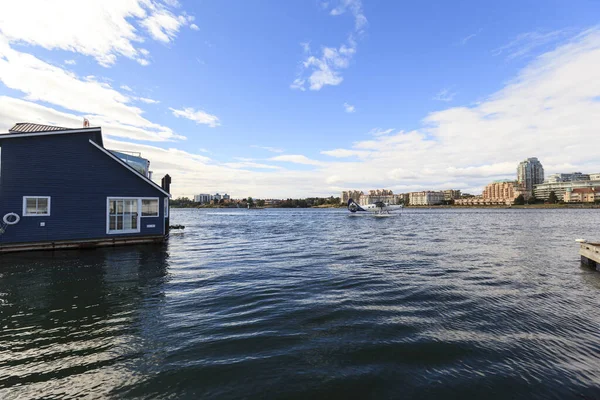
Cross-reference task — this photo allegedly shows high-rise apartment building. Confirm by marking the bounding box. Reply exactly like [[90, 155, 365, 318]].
[[517, 157, 544, 192], [194, 194, 212, 203]]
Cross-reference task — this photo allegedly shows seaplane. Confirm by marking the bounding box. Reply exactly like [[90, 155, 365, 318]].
[[347, 198, 403, 215]]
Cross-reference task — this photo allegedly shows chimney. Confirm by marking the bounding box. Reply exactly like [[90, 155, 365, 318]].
[[161, 174, 171, 194]]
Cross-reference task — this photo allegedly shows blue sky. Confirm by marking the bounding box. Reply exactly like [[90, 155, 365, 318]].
[[1, 0, 600, 197]]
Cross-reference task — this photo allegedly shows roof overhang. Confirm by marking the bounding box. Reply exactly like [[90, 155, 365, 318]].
[[0, 126, 103, 147], [0, 126, 101, 139]]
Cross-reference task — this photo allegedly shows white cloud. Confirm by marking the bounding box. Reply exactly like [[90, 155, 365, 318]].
[[0, 96, 177, 142], [224, 162, 282, 170], [460, 29, 482, 45], [433, 88, 457, 102], [85, 29, 600, 199], [343, 102, 356, 113], [0, 0, 196, 67], [492, 29, 572, 60], [140, 9, 194, 43], [270, 155, 324, 166], [169, 107, 220, 128], [251, 145, 285, 153], [329, 0, 367, 32], [315, 29, 600, 194], [321, 149, 367, 158], [120, 85, 133, 92], [64, 59, 76, 65], [137, 97, 160, 104], [368, 128, 394, 136], [0, 39, 183, 141], [291, 1, 366, 91], [3, 18, 600, 199], [190, 24, 199, 31]]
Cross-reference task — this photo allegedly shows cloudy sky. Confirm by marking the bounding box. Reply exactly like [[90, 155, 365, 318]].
[[1, 0, 600, 198]]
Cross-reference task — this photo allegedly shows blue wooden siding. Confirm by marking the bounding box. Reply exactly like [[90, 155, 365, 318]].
[[0, 131, 167, 245]]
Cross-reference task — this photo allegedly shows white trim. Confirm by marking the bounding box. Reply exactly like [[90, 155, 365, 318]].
[[164, 197, 169, 218], [141, 198, 159, 217], [0, 127, 101, 140], [89, 140, 171, 197], [22, 196, 51, 216], [106, 197, 142, 235]]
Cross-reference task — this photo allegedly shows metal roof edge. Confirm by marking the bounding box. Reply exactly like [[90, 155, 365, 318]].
[[0, 126, 102, 140]]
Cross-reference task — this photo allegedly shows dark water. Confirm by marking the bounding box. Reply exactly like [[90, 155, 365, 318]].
[[1, 208, 600, 399]]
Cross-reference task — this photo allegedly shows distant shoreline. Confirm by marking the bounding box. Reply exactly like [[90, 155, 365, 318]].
[[409, 204, 600, 209], [171, 203, 599, 210]]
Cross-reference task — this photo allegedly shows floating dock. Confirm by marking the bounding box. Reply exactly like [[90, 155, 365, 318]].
[[579, 241, 600, 270]]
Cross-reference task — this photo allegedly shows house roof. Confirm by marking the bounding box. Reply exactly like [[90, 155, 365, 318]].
[[572, 188, 596, 194], [8, 122, 73, 133], [0, 123, 103, 146]]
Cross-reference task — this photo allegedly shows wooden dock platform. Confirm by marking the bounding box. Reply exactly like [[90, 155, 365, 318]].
[[580, 242, 600, 271], [0, 235, 165, 254]]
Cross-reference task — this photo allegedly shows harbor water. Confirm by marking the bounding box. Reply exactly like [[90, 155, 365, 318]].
[[1, 208, 600, 399]]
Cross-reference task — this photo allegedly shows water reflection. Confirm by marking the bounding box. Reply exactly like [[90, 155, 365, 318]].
[[0, 245, 170, 398], [2, 209, 600, 399]]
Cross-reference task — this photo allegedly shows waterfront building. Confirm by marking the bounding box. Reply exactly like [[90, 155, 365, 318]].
[[361, 189, 401, 206], [223, 193, 231, 201], [517, 157, 544, 193], [589, 173, 600, 181], [546, 172, 589, 183], [443, 189, 461, 201], [213, 193, 222, 201], [341, 189, 405, 206], [194, 194, 212, 204], [341, 190, 364, 204], [0, 122, 171, 253], [454, 196, 485, 206], [533, 178, 600, 200], [564, 188, 599, 203], [409, 191, 445, 206]]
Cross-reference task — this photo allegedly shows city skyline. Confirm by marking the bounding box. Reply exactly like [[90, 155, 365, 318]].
[[1, 1, 600, 197]]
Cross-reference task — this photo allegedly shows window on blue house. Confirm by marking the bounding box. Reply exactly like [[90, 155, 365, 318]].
[[142, 199, 159, 217], [107, 198, 139, 234], [23, 196, 51, 216]]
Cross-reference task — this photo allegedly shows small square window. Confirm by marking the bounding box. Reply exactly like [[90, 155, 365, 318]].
[[23, 197, 51, 216], [142, 199, 159, 217]]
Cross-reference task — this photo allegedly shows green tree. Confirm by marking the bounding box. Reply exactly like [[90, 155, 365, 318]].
[[548, 191, 558, 204], [514, 194, 525, 205], [257, 199, 265, 207], [527, 195, 537, 205]]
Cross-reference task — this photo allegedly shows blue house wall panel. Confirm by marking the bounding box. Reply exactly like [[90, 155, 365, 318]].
[[0, 131, 167, 245]]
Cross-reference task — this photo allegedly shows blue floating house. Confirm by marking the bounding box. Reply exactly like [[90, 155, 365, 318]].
[[0, 122, 171, 253]]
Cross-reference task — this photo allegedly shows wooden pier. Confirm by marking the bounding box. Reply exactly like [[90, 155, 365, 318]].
[[580, 241, 600, 271]]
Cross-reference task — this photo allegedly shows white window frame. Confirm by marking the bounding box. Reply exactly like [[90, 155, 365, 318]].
[[22, 196, 51, 216], [164, 197, 169, 218], [106, 197, 160, 234], [106, 197, 139, 234], [141, 198, 160, 217]]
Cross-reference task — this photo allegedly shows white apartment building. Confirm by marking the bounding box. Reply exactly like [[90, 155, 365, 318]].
[[409, 191, 445, 206], [194, 194, 212, 203]]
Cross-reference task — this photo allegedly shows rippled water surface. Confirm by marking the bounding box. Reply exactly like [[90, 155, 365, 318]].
[[2, 208, 600, 399]]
